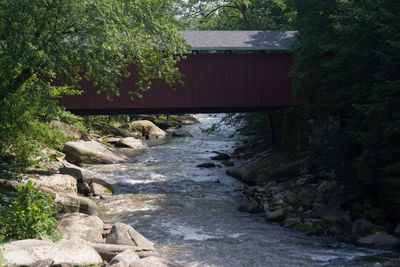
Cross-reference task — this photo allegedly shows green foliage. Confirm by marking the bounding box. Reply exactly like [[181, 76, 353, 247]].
[[0, 0, 187, 168], [291, 0, 400, 185], [177, 0, 294, 30], [0, 180, 56, 241]]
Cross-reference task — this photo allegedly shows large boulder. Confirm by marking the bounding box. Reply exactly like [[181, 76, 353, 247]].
[[129, 120, 166, 138], [1, 239, 103, 266], [63, 140, 132, 165], [106, 223, 156, 253], [357, 232, 400, 248], [108, 137, 148, 149], [56, 212, 104, 243]]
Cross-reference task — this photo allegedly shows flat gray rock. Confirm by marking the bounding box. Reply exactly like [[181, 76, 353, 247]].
[[1, 239, 102, 266]]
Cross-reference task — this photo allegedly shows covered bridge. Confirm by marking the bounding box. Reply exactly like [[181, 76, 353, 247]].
[[60, 30, 298, 114]]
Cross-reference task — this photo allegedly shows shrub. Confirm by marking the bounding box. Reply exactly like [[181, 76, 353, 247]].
[[0, 180, 56, 240]]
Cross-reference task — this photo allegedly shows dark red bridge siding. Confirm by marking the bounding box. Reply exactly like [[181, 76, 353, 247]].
[[60, 53, 295, 114]]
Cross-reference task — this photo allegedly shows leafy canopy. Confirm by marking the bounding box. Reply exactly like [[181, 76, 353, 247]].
[[0, 0, 187, 166]]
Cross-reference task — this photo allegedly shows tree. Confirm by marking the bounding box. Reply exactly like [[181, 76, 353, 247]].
[[0, 0, 187, 167], [290, 0, 400, 185], [178, 0, 294, 30]]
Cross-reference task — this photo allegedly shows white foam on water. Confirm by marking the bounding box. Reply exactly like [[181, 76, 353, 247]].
[[162, 222, 220, 241], [227, 233, 242, 239]]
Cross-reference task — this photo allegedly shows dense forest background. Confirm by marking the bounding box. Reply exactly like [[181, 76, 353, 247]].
[[0, 0, 399, 193], [175, 0, 400, 192]]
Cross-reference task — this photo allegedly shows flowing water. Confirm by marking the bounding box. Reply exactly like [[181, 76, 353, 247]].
[[85, 114, 398, 267]]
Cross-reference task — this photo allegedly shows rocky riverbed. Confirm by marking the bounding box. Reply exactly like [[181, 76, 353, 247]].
[[1, 114, 399, 266]]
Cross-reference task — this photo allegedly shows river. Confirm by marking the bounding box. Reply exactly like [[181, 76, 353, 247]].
[[85, 114, 397, 267]]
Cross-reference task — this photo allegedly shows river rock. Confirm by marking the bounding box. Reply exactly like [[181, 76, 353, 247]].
[[27, 173, 77, 194], [106, 223, 156, 252], [211, 152, 231, 161], [129, 256, 184, 267], [196, 163, 216, 168], [222, 160, 234, 166], [357, 232, 400, 248], [296, 188, 315, 206], [78, 195, 100, 215], [108, 137, 148, 149], [58, 158, 86, 180], [56, 212, 104, 243], [77, 181, 91, 196], [89, 179, 114, 198], [238, 198, 261, 213], [63, 140, 132, 165], [171, 128, 193, 137], [84, 178, 114, 197], [351, 218, 383, 238], [91, 243, 159, 262], [109, 248, 140, 266], [129, 120, 166, 138], [53, 191, 99, 215], [1, 239, 103, 266], [266, 208, 287, 222]]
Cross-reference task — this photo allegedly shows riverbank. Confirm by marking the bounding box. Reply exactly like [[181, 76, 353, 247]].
[[225, 136, 400, 250], [0, 114, 197, 267]]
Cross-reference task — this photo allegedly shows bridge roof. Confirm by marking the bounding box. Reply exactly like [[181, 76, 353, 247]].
[[180, 30, 297, 51]]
